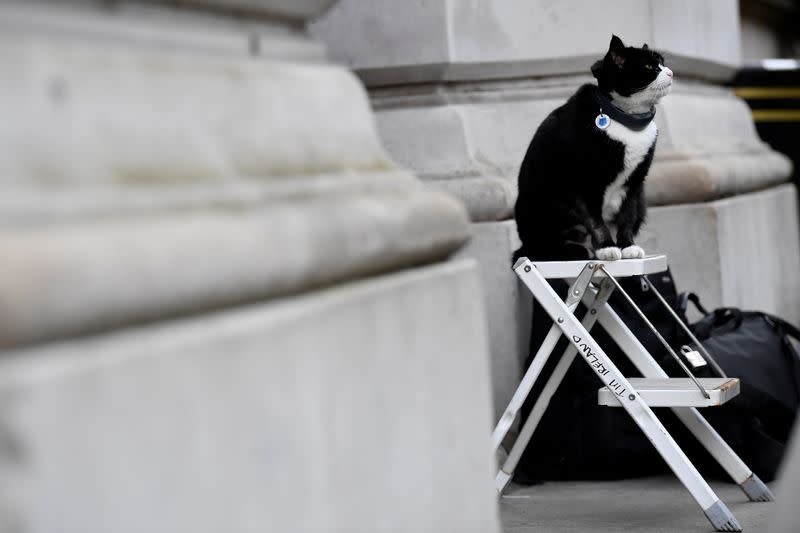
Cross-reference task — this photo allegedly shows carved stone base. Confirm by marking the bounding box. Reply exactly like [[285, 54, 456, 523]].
[[0, 28, 471, 348], [369, 77, 792, 221]]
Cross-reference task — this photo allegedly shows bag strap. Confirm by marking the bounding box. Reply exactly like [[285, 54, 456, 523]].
[[712, 308, 744, 331], [684, 292, 710, 316], [683, 293, 744, 340], [769, 314, 800, 341], [694, 308, 743, 334], [676, 292, 689, 320], [772, 319, 800, 404]]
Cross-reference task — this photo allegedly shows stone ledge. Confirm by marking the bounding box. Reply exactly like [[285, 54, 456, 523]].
[[311, 0, 741, 86], [0, 187, 470, 349], [647, 151, 793, 205], [368, 75, 735, 110], [426, 176, 515, 222], [344, 52, 739, 88], [0, 170, 420, 225]]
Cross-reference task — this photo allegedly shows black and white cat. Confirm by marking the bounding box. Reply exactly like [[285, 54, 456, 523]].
[[513, 35, 672, 262]]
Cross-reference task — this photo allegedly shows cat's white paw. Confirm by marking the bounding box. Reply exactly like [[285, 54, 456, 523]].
[[621, 245, 645, 259], [595, 247, 622, 261]]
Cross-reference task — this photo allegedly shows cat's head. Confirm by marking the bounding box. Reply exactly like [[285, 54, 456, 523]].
[[591, 35, 672, 109]]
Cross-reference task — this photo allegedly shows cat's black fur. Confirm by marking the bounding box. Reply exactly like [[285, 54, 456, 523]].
[[513, 35, 669, 261]]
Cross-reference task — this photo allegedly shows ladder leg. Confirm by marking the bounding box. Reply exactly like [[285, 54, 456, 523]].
[[515, 259, 741, 532], [593, 297, 774, 502], [496, 278, 615, 492], [491, 263, 595, 451], [491, 323, 562, 451]]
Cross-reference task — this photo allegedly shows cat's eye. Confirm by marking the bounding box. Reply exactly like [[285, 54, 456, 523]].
[[645, 64, 654, 70]]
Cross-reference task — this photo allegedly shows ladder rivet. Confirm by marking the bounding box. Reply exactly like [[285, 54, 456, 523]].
[[573, 289, 580, 296], [557, 317, 564, 323], [590, 309, 597, 315], [588, 263, 595, 269], [628, 394, 635, 401], [524, 265, 531, 272]]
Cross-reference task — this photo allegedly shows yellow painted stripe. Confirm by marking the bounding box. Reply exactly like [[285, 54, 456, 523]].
[[751, 109, 800, 122], [735, 87, 800, 99]]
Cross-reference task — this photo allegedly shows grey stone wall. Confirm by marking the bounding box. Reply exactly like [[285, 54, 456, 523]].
[[1, 260, 499, 533], [0, 2, 501, 531], [311, 0, 798, 423]]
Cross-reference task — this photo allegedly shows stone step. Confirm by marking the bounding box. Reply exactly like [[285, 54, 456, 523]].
[[0, 260, 500, 533]]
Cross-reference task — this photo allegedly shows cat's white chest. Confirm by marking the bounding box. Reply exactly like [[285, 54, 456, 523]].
[[601, 120, 657, 221]]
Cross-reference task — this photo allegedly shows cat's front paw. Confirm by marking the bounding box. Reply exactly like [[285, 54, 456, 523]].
[[621, 245, 645, 259], [595, 246, 622, 261]]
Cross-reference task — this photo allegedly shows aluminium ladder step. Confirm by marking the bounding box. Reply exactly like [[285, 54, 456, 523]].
[[526, 254, 668, 279], [598, 377, 740, 408]]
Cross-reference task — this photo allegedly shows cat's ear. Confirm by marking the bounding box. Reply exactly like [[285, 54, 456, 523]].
[[642, 43, 649, 50], [609, 34, 626, 67]]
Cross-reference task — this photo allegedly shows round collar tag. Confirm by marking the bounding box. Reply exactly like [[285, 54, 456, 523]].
[[595, 113, 611, 130]]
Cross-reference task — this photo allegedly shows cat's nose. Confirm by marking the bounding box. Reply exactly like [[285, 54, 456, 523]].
[[664, 67, 673, 78]]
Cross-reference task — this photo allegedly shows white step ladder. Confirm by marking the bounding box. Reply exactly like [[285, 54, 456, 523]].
[[493, 255, 774, 532]]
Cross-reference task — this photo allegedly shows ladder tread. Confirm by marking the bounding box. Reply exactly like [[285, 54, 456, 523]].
[[524, 255, 668, 279], [598, 377, 740, 408]]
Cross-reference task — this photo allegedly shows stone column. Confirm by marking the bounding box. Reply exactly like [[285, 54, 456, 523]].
[[311, 0, 798, 422], [0, 2, 500, 532]]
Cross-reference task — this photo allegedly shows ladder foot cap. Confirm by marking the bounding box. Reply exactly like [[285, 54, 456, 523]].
[[704, 500, 742, 532], [739, 473, 774, 502], [495, 470, 512, 495]]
